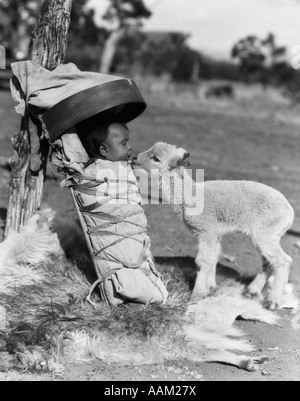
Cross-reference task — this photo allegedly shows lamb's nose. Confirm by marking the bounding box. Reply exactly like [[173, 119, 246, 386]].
[[184, 152, 190, 159]]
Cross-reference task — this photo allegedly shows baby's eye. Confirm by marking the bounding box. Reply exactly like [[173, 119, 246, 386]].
[[151, 156, 160, 163]]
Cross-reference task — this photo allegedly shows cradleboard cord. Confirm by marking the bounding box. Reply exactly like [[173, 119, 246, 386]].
[[50, 143, 166, 307], [71, 176, 166, 305]]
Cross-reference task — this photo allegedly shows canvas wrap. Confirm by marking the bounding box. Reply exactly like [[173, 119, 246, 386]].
[[66, 159, 168, 307]]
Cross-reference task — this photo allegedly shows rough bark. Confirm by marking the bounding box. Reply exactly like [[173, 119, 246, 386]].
[[5, 0, 73, 238]]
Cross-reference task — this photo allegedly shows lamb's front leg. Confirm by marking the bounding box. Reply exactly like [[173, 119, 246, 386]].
[[191, 238, 221, 301]]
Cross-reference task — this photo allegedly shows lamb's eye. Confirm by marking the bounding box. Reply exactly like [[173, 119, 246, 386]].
[[151, 156, 160, 163]]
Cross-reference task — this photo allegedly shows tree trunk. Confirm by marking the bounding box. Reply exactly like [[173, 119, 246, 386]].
[[192, 58, 201, 83], [99, 28, 125, 74], [5, 0, 73, 238]]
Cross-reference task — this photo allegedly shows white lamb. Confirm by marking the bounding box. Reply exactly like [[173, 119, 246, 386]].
[[133, 142, 294, 310]]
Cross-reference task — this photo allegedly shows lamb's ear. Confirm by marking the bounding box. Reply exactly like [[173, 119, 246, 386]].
[[168, 157, 191, 170]]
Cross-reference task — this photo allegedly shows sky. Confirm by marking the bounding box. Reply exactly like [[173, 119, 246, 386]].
[[88, 0, 300, 60]]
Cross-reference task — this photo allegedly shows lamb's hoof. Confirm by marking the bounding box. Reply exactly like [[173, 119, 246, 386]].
[[191, 282, 216, 302], [265, 301, 279, 311], [190, 293, 205, 303], [190, 290, 208, 302], [265, 294, 281, 311], [243, 289, 259, 299], [241, 356, 270, 372]]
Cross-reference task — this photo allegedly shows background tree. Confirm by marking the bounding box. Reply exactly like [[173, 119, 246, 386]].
[[231, 35, 266, 83], [262, 33, 290, 86], [0, 0, 42, 59], [65, 0, 107, 71], [232, 33, 288, 86], [99, 0, 152, 73], [262, 33, 286, 66], [119, 32, 198, 81]]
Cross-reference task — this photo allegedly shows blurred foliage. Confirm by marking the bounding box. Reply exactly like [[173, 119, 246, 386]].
[[65, 0, 107, 70], [0, 0, 41, 33], [0, 0, 42, 59], [98, 0, 151, 73], [231, 33, 300, 100], [114, 31, 240, 82], [115, 31, 198, 80], [0, 0, 300, 98], [103, 0, 151, 27], [232, 33, 290, 86]]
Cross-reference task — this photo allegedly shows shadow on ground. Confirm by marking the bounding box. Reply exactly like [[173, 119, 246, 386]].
[[155, 256, 246, 291]]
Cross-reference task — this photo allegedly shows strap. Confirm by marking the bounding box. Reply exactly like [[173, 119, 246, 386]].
[[67, 171, 163, 297], [89, 229, 146, 239], [94, 231, 146, 256], [72, 182, 105, 196], [88, 219, 142, 232], [78, 191, 138, 212], [86, 269, 122, 306], [95, 238, 150, 269]]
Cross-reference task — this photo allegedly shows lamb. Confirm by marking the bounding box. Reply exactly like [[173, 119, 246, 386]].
[[132, 142, 295, 310]]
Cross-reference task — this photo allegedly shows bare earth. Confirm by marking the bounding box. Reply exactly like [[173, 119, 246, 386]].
[[0, 83, 299, 381]]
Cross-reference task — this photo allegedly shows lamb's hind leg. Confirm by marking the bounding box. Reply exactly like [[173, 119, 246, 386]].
[[191, 237, 221, 301], [257, 239, 292, 310], [245, 257, 270, 299]]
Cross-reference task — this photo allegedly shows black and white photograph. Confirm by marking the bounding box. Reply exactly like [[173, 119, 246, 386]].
[[0, 0, 299, 383]]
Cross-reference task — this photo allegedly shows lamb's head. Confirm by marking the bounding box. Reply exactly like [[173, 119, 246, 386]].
[[133, 142, 190, 175]]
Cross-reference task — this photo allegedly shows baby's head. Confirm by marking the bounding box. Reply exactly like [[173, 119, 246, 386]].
[[77, 119, 131, 162]]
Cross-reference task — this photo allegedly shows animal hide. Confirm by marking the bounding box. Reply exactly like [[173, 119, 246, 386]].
[[0, 209, 281, 373]]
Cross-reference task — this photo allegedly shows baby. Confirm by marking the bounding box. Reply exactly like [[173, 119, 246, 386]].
[[77, 120, 142, 206], [79, 120, 132, 163], [75, 119, 168, 307]]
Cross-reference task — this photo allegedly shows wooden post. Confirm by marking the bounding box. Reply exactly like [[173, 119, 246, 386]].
[[5, 0, 73, 238]]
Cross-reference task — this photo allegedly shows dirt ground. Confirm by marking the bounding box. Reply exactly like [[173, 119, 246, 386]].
[[0, 82, 299, 381]]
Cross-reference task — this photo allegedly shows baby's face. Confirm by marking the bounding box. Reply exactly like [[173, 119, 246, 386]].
[[105, 123, 132, 162]]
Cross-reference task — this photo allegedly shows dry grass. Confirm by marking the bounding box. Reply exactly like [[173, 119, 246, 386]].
[[0, 210, 280, 375]]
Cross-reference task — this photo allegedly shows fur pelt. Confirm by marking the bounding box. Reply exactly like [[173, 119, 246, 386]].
[[0, 209, 279, 374]]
